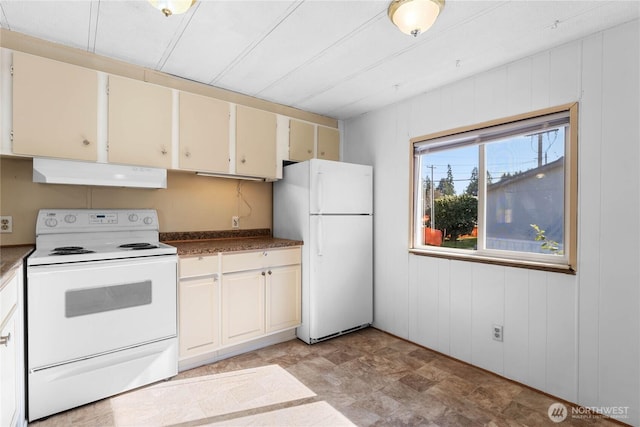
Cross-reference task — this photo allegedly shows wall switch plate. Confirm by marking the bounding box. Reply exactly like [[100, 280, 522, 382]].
[[492, 324, 503, 342], [0, 216, 12, 233], [232, 216, 239, 229]]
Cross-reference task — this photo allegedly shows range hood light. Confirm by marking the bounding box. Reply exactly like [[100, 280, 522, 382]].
[[195, 172, 265, 182]]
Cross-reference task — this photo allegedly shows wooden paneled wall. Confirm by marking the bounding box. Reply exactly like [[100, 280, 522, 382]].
[[343, 19, 639, 425]]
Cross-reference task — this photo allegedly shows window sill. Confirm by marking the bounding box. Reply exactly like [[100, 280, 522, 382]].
[[409, 248, 576, 275]]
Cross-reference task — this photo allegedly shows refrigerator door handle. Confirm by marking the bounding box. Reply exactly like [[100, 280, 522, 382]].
[[316, 172, 323, 214], [317, 216, 323, 256]]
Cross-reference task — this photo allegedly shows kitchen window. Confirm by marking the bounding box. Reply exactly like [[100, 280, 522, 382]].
[[410, 103, 578, 273]]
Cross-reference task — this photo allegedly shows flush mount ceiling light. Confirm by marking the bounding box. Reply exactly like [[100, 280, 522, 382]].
[[148, 0, 195, 17], [388, 0, 445, 37]]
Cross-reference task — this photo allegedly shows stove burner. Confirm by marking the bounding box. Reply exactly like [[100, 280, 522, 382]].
[[50, 249, 96, 256], [53, 246, 85, 251], [119, 243, 159, 250]]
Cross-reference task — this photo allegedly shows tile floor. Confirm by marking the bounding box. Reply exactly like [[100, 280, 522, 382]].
[[32, 328, 620, 426]]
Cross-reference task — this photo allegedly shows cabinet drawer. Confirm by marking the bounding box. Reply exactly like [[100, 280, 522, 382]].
[[222, 248, 301, 273], [179, 255, 219, 279], [0, 274, 18, 322]]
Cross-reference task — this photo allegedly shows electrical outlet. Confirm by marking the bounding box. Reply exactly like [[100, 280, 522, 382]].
[[232, 216, 239, 229], [492, 324, 503, 342], [0, 216, 12, 233]]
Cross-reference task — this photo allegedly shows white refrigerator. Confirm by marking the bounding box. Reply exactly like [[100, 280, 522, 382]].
[[273, 159, 373, 344]]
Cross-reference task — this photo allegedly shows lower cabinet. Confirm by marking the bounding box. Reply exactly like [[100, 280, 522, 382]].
[[178, 247, 301, 361], [221, 248, 301, 346], [0, 268, 23, 427], [221, 270, 265, 345], [178, 256, 220, 358], [266, 265, 301, 333], [0, 316, 17, 427]]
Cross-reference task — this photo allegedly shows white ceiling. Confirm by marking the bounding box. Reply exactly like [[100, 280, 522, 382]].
[[1, 0, 638, 120]]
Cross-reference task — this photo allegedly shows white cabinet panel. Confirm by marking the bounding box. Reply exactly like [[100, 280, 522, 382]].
[[0, 316, 16, 427], [179, 277, 220, 357], [266, 265, 301, 333], [221, 270, 265, 345]]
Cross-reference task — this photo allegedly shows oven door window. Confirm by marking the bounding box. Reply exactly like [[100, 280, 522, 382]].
[[66, 281, 152, 318]]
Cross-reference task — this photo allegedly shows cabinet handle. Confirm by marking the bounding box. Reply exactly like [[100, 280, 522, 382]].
[[161, 147, 168, 155], [268, 270, 272, 275], [307, 149, 312, 154], [0, 332, 10, 346], [82, 139, 91, 146], [185, 151, 191, 158], [320, 151, 325, 156], [263, 251, 268, 257], [261, 271, 266, 276], [241, 157, 246, 164]]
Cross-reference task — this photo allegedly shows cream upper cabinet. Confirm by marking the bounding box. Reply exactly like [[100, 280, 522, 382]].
[[317, 126, 340, 161], [288, 119, 314, 162], [178, 255, 220, 359], [235, 105, 277, 179], [108, 75, 172, 168], [179, 92, 230, 173], [12, 52, 98, 161]]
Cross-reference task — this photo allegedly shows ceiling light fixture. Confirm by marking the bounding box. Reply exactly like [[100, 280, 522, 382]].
[[388, 0, 444, 37], [148, 0, 195, 17]]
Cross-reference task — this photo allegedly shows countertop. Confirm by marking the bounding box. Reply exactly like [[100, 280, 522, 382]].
[[161, 229, 303, 257], [0, 245, 33, 286]]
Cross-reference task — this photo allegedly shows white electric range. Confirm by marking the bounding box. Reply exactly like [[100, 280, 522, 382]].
[[26, 209, 178, 421]]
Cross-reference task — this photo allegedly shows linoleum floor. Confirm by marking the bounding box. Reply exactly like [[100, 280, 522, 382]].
[[31, 328, 619, 426]]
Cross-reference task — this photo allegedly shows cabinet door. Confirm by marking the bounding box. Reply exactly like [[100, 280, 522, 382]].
[[317, 126, 340, 161], [236, 105, 277, 179], [266, 265, 301, 333], [108, 75, 172, 168], [221, 270, 264, 345], [12, 52, 98, 161], [0, 317, 17, 427], [179, 92, 230, 173], [179, 276, 219, 358], [288, 120, 314, 162]]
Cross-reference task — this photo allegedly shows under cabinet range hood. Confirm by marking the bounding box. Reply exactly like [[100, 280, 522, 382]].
[[33, 158, 167, 189]]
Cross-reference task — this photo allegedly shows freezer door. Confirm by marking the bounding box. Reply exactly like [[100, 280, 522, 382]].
[[309, 215, 372, 340], [310, 159, 372, 215]]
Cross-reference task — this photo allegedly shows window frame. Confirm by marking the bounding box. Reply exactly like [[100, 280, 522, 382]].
[[409, 103, 578, 274]]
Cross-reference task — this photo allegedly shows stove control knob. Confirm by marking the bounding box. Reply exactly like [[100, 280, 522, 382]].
[[45, 218, 58, 227], [128, 214, 139, 222], [64, 214, 77, 223], [143, 216, 153, 225]]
